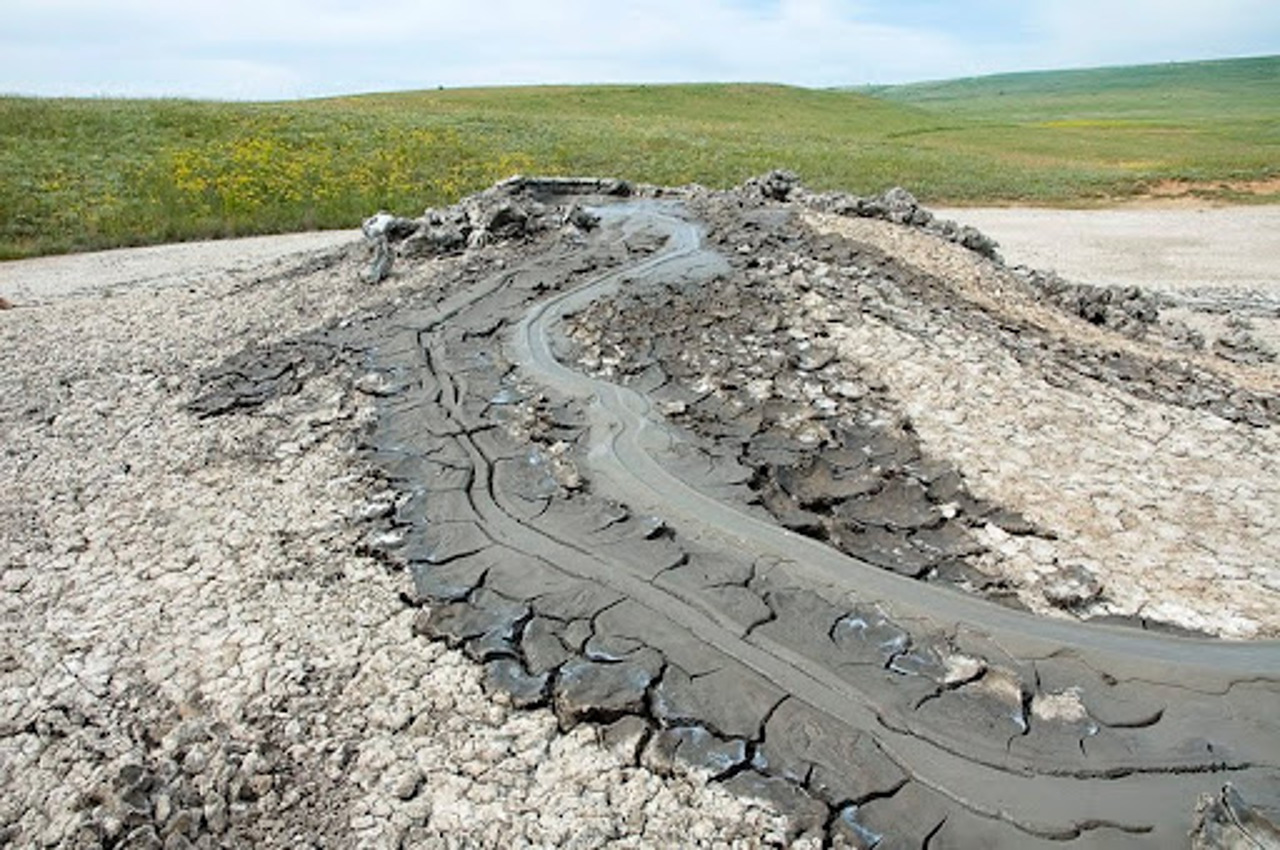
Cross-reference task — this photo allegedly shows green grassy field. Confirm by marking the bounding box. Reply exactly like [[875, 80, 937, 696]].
[[1, 56, 1276, 258], [860, 55, 1280, 122]]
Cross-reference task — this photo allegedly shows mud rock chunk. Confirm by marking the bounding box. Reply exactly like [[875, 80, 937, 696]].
[[363, 235, 392, 284], [483, 658, 550, 708], [553, 652, 665, 727], [721, 772, 829, 840], [411, 589, 530, 661], [745, 169, 803, 202], [642, 726, 748, 778], [1041, 562, 1104, 610], [470, 198, 530, 237], [564, 203, 601, 231], [878, 186, 932, 226], [361, 210, 416, 283], [399, 223, 466, 257], [1190, 784, 1280, 849]]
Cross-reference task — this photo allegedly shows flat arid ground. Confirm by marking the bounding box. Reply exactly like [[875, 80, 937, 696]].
[[935, 205, 1280, 294], [2, 178, 1278, 848]]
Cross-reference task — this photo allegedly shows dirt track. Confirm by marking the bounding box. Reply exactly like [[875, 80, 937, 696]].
[[2, 181, 1278, 847], [0, 231, 356, 303], [935, 205, 1280, 294]]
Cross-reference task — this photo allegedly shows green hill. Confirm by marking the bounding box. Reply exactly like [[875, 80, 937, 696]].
[[2, 56, 1277, 258], [860, 55, 1280, 123]]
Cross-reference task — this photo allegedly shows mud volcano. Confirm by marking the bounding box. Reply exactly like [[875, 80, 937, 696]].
[[193, 174, 1280, 847]]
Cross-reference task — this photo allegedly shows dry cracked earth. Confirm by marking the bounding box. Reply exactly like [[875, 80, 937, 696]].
[[2, 173, 1279, 848]]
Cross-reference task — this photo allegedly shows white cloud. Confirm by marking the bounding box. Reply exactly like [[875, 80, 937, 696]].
[[1028, 0, 1280, 66], [0, 0, 1276, 98]]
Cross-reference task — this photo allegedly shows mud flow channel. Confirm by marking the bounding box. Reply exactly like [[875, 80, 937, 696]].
[[192, 176, 1280, 847]]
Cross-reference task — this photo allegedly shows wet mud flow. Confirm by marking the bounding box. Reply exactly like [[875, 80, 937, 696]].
[[194, 176, 1280, 847]]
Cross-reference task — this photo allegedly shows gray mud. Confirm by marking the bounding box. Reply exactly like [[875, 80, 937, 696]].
[[8, 174, 1277, 847], [566, 191, 1280, 637], [183, 176, 1280, 846]]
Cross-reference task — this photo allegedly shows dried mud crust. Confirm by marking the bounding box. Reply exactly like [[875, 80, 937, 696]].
[[0, 235, 797, 848], [566, 189, 1280, 640], [6, 175, 1279, 849], [294, 177, 1278, 846]]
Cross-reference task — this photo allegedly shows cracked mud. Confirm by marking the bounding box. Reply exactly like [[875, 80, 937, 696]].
[[4, 174, 1279, 847]]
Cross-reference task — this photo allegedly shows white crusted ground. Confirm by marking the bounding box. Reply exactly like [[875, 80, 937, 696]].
[[0, 242, 797, 847], [805, 211, 1280, 638], [2, 202, 1275, 847]]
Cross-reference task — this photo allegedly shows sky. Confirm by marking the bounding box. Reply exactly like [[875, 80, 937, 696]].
[[1, 0, 1278, 100]]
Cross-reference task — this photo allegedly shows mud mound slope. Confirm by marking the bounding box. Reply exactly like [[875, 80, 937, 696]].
[[243, 171, 1275, 846], [6, 172, 1277, 848]]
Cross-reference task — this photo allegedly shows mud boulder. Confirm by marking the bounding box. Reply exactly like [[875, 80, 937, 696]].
[[564, 204, 601, 231], [398, 223, 467, 257], [361, 210, 417, 241], [361, 209, 417, 283], [473, 198, 530, 237], [744, 169, 803, 202], [881, 186, 932, 226]]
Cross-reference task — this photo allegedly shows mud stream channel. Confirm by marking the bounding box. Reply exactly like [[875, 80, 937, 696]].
[[186, 177, 1280, 847]]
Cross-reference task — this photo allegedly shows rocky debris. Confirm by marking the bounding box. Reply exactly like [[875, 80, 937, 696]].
[[742, 177, 1280, 424], [747, 172, 1279, 387], [742, 170, 1001, 260], [742, 168, 804, 202], [1012, 266, 1280, 367], [361, 175, 632, 282], [1021, 269, 1162, 337], [802, 180, 1000, 260], [1190, 785, 1280, 849], [1214, 317, 1278, 365]]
